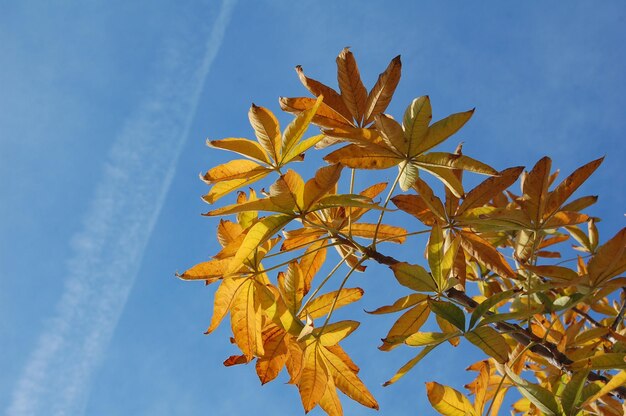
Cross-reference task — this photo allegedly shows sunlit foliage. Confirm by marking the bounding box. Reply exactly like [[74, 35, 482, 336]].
[[180, 49, 626, 415]]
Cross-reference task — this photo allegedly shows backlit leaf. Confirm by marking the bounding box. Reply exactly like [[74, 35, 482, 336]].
[[465, 326, 509, 363], [426, 382, 477, 416]]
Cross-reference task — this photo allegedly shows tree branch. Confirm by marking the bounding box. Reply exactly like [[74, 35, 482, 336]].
[[334, 235, 626, 400]]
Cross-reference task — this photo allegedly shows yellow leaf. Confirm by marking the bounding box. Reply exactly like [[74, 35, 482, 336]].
[[317, 320, 360, 346], [303, 164, 343, 210], [318, 375, 343, 416], [581, 370, 626, 406], [336, 47, 368, 124], [282, 134, 326, 164], [282, 96, 322, 159], [363, 54, 401, 125], [216, 219, 243, 247], [204, 197, 288, 216], [281, 228, 326, 251], [202, 170, 271, 204], [206, 277, 247, 333], [570, 353, 626, 370], [248, 104, 281, 161], [228, 214, 293, 274], [297, 344, 328, 412], [419, 164, 465, 198], [403, 331, 458, 347], [320, 346, 379, 409], [299, 240, 328, 293], [303, 288, 364, 319], [366, 294, 427, 315], [278, 262, 305, 316], [415, 108, 474, 155], [230, 279, 264, 358], [207, 137, 270, 164], [426, 381, 477, 416], [398, 160, 420, 191], [270, 170, 304, 211], [177, 258, 231, 281], [256, 325, 289, 384], [202, 159, 266, 183], [402, 96, 432, 155], [380, 303, 430, 350]]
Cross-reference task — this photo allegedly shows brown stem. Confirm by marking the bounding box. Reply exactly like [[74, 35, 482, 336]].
[[334, 235, 626, 400]]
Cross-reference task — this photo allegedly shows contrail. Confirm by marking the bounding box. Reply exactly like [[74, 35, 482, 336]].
[[6, 1, 236, 414]]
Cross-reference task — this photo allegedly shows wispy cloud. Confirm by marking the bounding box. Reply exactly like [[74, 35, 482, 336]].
[[6, 1, 236, 414]]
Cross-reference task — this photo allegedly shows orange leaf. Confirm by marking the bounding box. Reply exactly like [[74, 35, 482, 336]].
[[363, 54, 401, 125], [459, 231, 516, 279], [323, 143, 399, 169], [336, 47, 368, 124], [320, 347, 379, 409], [248, 104, 281, 161]]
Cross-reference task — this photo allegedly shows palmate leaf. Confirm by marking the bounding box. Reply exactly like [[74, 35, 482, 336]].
[[284, 48, 401, 132]]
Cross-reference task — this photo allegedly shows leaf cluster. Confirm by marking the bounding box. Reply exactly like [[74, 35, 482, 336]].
[[180, 49, 626, 416]]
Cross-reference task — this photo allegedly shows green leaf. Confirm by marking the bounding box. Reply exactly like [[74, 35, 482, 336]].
[[390, 262, 437, 292], [469, 289, 517, 329], [428, 299, 465, 331], [465, 326, 509, 363], [560, 369, 589, 416], [505, 367, 562, 416], [428, 222, 445, 291]]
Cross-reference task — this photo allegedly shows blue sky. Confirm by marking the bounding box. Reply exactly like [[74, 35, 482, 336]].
[[1, 1, 625, 415]]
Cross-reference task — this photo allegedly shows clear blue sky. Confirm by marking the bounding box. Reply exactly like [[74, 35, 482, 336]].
[[1, 1, 625, 415]]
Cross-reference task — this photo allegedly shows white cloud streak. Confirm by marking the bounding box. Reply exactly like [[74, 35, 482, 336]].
[[6, 1, 236, 414]]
